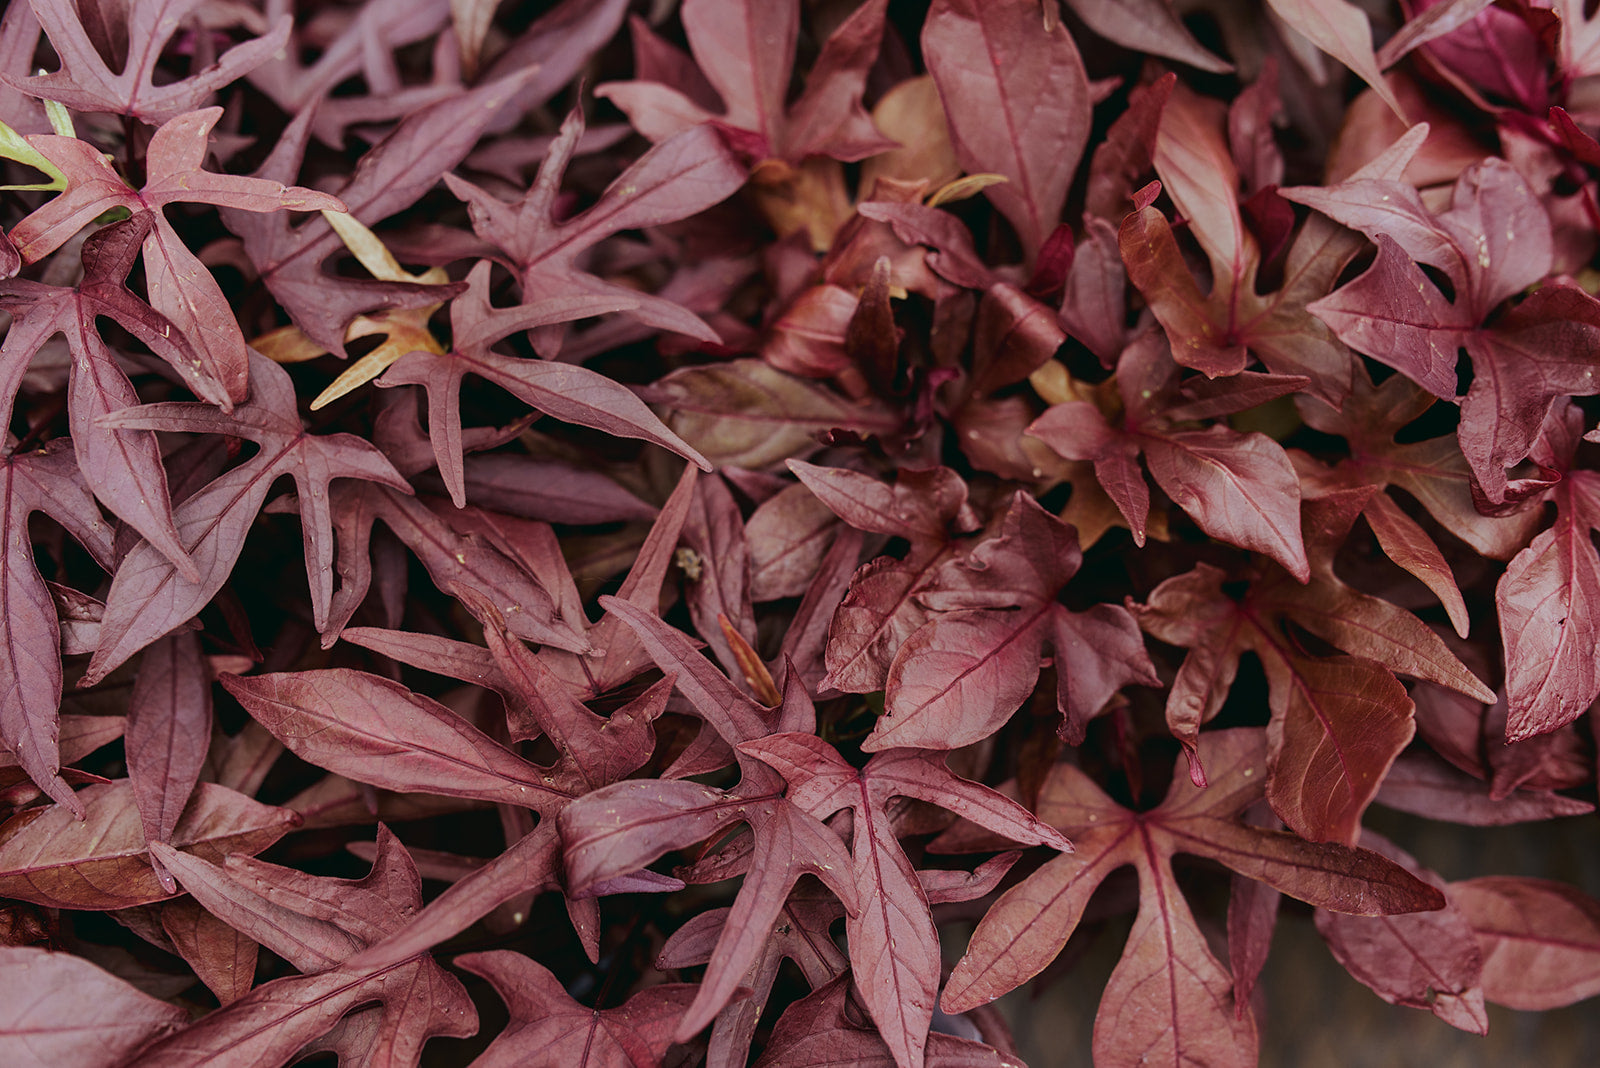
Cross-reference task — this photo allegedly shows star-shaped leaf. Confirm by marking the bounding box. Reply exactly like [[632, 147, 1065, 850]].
[[12, 107, 345, 406], [378, 259, 711, 507], [458, 950, 696, 1068], [442, 102, 747, 359], [741, 732, 1068, 1068], [0, 213, 208, 578], [83, 350, 412, 684], [558, 597, 860, 1044], [13, 0, 291, 124], [1121, 81, 1359, 401], [1288, 159, 1600, 503], [942, 730, 1444, 1065], [221, 70, 539, 356]]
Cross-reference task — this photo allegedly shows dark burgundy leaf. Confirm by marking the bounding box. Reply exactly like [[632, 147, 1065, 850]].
[[5, 3, 1597, 1058], [1292, 160, 1600, 503], [873, 492, 1158, 751], [1133, 489, 1492, 840], [0, 214, 204, 579], [442, 106, 746, 359], [346, 823, 563, 973], [12, 108, 345, 406], [656, 883, 847, 1068], [380, 261, 711, 506], [222, 70, 541, 355], [1376, 750, 1595, 825], [559, 599, 860, 1042], [643, 359, 904, 469], [220, 669, 570, 813], [314, 482, 588, 652], [755, 975, 1023, 1068], [1118, 83, 1359, 402], [1028, 332, 1310, 575], [121, 954, 475, 1067]]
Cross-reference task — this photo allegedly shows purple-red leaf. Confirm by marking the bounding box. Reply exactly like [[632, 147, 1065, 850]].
[[559, 601, 860, 1041], [742, 732, 1067, 1068], [84, 350, 411, 683], [656, 883, 848, 1068], [0, 214, 201, 579], [755, 975, 1023, 1068], [126, 630, 212, 893], [17, 0, 291, 124], [379, 258, 709, 506], [923, 0, 1090, 261], [1294, 160, 1600, 503], [223, 70, 540, 355], [0, 781, 296, 909], [1453, 876, 1600, 1010], [1133, 489, 1491, 841], [942, 731, 1442, 1062], [443, 107, 746, 358], [1028, 333, 1311, 578], [1065, 0, 1231, 73], [872, 493, 1157, 751], [598, 0, 892, 164], [151, 822, 421, 972], [1143, 427, 1309, 580], [1265, 0, 1406, 121], [220, 670, 571, 813], [0, 946, 187, 1066], [13, 109, 345, 407], [0, 439, 112, 815], [1315, 833, 1487, 1033], [459, 950, 696, 1067], [1376, 750, 1595, 825], [157, 897, 258, 1005], [122, 955, 475, 1067]]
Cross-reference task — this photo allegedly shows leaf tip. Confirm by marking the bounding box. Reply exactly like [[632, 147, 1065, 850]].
[[151, 860, 178, 896], [63, 791, 87, 821], [1431, 989, 1489, 1034]]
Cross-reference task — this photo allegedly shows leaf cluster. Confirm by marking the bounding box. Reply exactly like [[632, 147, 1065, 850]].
[[2, 2, 1600, 1067]]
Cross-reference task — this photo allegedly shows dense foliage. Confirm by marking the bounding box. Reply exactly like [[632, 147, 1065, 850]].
[[1, 1, 1599, 1065]]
